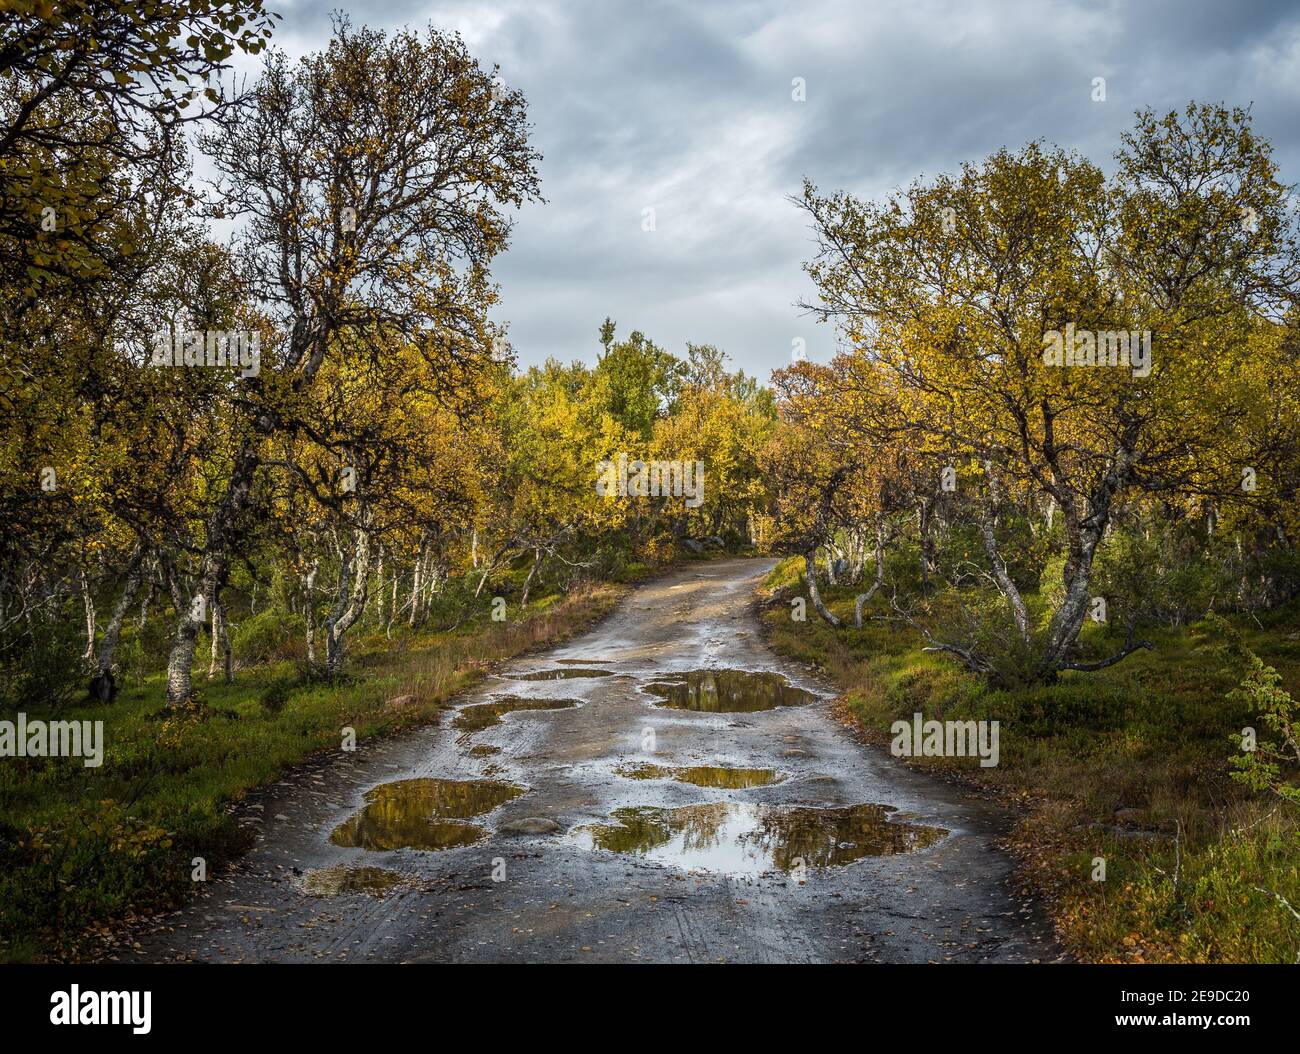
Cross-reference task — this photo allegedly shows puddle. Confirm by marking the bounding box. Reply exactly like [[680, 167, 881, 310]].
[[568, 802, 945, 875], [615, 762, 783, 788], [300, 864, 407, 896], [645, 669, 816, 712], [453, 697, 579, 733], [329, 778, 523, 851], [514, 668, 613, 680], [554, 657, 614, 665]]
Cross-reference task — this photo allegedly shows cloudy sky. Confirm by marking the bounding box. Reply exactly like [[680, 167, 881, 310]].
[[224, 0, 1300, 377]]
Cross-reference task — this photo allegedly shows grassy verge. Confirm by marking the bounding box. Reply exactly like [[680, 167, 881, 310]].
[[0, 579, 629, 962], [759, 557, 1300, 963]]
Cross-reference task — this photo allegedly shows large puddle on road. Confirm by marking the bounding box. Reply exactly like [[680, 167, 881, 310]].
[[615, 762, 784, 788], [453, 696, 580, 733], [514, 668, 614, 681], [645, 669, 816, 712], [329, 777, 524, 851], [301, 864, 407, 896], [568, 802, 946, 875]]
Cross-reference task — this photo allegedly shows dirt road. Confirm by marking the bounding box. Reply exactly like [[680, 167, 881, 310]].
[[135, 558, 1061, 963]]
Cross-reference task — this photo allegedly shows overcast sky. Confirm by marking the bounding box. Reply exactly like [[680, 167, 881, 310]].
[[225, 0, 1300, 378]]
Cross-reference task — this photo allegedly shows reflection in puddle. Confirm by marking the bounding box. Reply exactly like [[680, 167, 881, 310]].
[[301, 864, 406, 896], [569, 802, 945, 874], [329, 778, 523, 851], [615, 762, 783, 788], [645, 669, 816, 712], [453, 696, 579, 732], [514, 668, 613, 680]]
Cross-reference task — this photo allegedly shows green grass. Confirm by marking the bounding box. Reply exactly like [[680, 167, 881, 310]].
[[760, 556, 1300, 963], [0, 579, 628, 962]]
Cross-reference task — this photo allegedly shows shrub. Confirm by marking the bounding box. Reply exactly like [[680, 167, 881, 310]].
[[1219, 617, 1300, 807], [0, 603, 85, 714], [257, 676, 296, 714], [230, 608, 304, 666]]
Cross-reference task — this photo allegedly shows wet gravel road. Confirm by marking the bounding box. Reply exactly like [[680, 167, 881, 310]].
[[135, 558, 1061, 963]]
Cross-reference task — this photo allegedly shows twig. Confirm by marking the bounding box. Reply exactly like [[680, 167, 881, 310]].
[[1254, 886, 1300, 964]]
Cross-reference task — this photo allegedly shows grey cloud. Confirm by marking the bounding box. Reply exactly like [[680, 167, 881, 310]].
[[226, 0, 1300, 378]]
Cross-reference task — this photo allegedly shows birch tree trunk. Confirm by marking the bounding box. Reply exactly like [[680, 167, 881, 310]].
[[207, 601, 233, 683], [208, 601, 222, 680], [917, 499, 936, 591], [474, 544, 511, 598], [387, 568, 398, 638], [164, 436, 261, 705], [853, 521, 887, 628], [324, 525, 373, 678], [408, 538, 425, 627], [521, 548, 543, 606], [90, 548, 145, 703], [1035, 447, 1150, 676], [849, 529, 866, 584], [804, 550, 841, 627], [79, 568, 96, 665], [302, 561, 319, 670]]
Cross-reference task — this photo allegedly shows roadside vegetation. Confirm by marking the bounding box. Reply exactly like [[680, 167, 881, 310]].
[[750, 99, 1300, 963], [763, 556, 1300, 963], [0, 571, 631, 962]]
